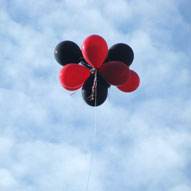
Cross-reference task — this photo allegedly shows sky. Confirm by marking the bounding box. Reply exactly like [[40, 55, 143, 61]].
[[0, 0, 191, 191]]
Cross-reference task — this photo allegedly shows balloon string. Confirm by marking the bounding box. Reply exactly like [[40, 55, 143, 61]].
[[86, 71, 97, 191], [89, 69, 97, 101]]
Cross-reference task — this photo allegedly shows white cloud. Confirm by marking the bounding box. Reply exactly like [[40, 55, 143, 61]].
[[169, 184, 191, 191], [0, 137, 104, 191], [0, 168, 18, 187]]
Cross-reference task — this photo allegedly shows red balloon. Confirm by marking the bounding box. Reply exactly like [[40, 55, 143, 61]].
[[82, 35, 108, 68], [99, 61, 130, 86], [117, 70, 140, 92], [59, 64, 90, 90]]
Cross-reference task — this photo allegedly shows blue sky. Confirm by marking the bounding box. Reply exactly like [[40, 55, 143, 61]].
[[0, 0, 191, 190]]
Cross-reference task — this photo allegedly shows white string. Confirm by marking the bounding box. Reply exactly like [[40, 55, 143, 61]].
[[86, 70, 97, 191]]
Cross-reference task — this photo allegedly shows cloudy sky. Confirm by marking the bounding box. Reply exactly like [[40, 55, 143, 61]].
[[0, 0, 191, 190]]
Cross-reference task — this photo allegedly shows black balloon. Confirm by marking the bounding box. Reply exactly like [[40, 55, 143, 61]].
[[80, 57, 93, 71], [54, 41, 82, 66], [107, 43, 134, 66], [82, 72, 109, 106]]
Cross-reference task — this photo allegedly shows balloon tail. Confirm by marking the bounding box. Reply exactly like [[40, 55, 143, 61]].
[[89, 69, 97, 101], [70, 92, 77, 96]]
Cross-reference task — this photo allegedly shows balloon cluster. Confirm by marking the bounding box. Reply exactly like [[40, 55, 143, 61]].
[[54, 35, 140, 106]]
